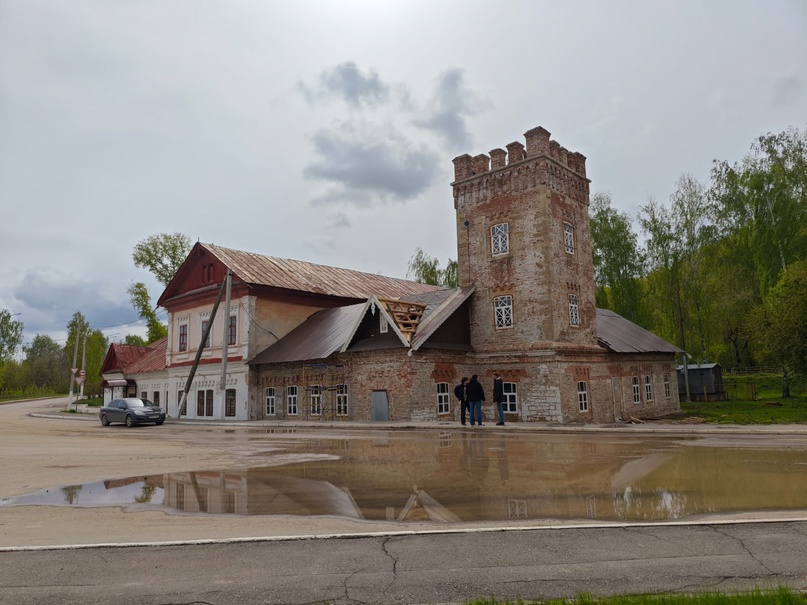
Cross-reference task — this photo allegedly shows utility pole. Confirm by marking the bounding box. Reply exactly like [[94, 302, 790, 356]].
[[67, 326, 81, 411], [219, 270, 232, 419], [78, 332, 87, 400]]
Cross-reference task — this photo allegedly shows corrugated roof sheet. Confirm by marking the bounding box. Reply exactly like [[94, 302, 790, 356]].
[[125, 337, 168, 374], [409, 286, 474, 351], [596, 309, 682, 354], [250, 287, 475, 365], [203, 243, 443, 299], [248, 304, 368, 365]]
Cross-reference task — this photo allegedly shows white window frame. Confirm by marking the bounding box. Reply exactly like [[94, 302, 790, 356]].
[[287, 385, 298, 416], [632, 376, 641, 404], [664, 374, 671, 399], [265, 387, 276, 416], [225, 388, 236, 417], [437, 382, 450, 415], [336, 384, 349, 416], [201, 318, 211, 348], [577, 381, 589, 412], [379, 315, 388, 333], [178, 323, 188, 352], [310, 385, 322, 416], [564, 222, 575, 255], [644, 375, 653, 402], [494, 295, 513, 329], [491, 222, 509, 256], [568, 294, 580, 326], [502, 382, 518, 413]]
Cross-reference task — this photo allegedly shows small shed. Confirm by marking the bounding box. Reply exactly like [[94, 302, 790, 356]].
[[676, 363, 727, 402]]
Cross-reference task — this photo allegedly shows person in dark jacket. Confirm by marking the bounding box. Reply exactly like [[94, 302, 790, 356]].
[[465, 374, 486, 426], [492, 371, 505, 425], [454, 377, 469, 425]]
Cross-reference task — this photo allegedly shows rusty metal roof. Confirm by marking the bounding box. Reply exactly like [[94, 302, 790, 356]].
[[248, 303, 368, 364], [202, 243, 442, 299], [409, 286, 474, 351], [596, 309, 682, 354], [249, 288, 475, 365], [124, 337, 168, 374]]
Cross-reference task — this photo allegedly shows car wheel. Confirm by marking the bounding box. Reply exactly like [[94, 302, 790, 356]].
[[125, 414, 134, 428], [155, 419, 164, 426], [100, 414, 110, 427]]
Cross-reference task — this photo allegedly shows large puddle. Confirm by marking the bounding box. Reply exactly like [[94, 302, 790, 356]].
[[4, 430, 807, 523]]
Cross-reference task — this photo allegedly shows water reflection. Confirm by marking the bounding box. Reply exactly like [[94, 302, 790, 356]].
[[3, 431, 807, 523]]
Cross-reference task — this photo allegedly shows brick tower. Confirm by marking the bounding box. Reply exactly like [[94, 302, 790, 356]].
[[452, 126, 597, 354]]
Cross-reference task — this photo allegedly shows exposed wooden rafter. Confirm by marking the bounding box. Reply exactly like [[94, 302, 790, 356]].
[[377, 298, 427, 342]]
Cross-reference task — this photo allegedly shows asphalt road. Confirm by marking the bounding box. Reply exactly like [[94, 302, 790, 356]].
[[2, 397, 807, 604], [2, 520, 807, 604]]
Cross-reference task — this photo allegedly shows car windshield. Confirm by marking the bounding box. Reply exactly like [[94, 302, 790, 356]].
[[128, 399, 157, 408]]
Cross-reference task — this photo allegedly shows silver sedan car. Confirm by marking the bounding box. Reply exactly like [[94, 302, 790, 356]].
[[99, 398, 166, 427]]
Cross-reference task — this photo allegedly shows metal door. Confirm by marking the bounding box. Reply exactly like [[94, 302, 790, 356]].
[[371, 390, 389, 421]]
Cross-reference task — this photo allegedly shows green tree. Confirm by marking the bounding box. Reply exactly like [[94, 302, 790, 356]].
[[83, 329, 108, 397], [124, 334, 147, 346], [589, 192, 647, 325], [711, 126, 807, 295], [640, 175, 713, 363], [128, 233, 191, 344], [0, 309, 24, 362], [127, 282, 168, 343], [745, 260, 807, 397], [407, 248, 457, 287], [132, 232, 193, 286], [24, 334, 67, 391]]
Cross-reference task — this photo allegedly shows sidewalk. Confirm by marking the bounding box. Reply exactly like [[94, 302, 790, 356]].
[[41, 401, 807, 436]]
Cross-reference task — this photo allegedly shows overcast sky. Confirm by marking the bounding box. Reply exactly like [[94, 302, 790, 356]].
[[1, 0, 805, 351]]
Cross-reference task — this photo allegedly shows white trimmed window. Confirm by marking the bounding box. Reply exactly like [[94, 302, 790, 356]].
[[564, 222, 575, 255], [644, 376, 653, 402], [310, 385, 322, 416], [568, 294, 580, 326], [632, 376, 641, 404], [201, 319, 211, 348], [178, 324, 188, 352], [494, 295, 513, 329], [664, 374, 671, 399], [225, 388, 236, 417], [336, 384, 349, 416], [380, 315, 388, 333], [503, 382, 518, 413], [287, 385, 298, 415], [437, 382, 450, 415], [578, 381, 589, 412], [228, 315, 237, 346], [491, 223, 509, 256], [265, 387, 276, 416]]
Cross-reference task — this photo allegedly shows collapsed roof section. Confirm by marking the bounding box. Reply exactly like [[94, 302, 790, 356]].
[[249, 287, 475, 365]]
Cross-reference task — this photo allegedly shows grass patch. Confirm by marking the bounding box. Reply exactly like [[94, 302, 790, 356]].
[[676, 396, 807, 424], [469, 586, 806, 605]]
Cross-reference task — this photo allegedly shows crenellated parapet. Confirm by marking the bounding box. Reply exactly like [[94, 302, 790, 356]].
[[452, 126, 590, 206]]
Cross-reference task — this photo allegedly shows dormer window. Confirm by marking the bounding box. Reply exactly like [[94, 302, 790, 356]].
[[491, 223, 509, 256], [380, 315, 388, 333]]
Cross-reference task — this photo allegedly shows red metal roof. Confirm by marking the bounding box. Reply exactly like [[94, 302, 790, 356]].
[[201, 243, 443, 300], [125, 337, 168, 374]]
